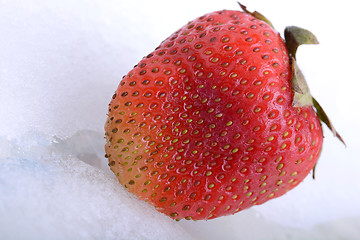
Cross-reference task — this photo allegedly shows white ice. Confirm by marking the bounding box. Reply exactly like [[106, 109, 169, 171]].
[[1, 0, 360, 239]]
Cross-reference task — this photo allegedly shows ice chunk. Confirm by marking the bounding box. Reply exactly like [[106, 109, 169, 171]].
[[51, 130, 109, 171], [0, 133, 193, 240]]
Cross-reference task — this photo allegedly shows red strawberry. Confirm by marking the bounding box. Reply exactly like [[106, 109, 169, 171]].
[[105, 4, 343, 220]]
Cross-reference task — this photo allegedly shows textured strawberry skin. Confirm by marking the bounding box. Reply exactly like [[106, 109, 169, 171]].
[[105, 10, 323, 220]]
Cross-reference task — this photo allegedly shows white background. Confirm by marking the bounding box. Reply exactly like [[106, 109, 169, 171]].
[[1, 0, 359, 239]]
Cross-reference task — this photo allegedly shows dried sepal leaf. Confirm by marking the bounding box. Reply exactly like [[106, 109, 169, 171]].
[[285, 26, 319, 59], [290, 57, 313, 107], [238, 2, 274, 29], [312, 97, 346, 146]]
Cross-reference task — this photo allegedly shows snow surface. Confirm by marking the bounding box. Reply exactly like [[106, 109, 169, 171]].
[[1, 0, 360, 239]]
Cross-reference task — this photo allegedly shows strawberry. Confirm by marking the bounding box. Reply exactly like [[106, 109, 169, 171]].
[[104, 3, 344, 220]]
